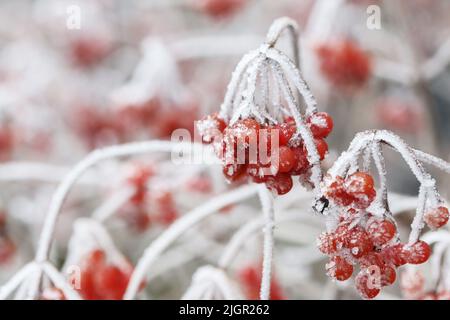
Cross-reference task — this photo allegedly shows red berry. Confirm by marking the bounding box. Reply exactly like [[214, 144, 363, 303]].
[[274, 123, 296, 146], [326, 256, 353, 281], [317, 40, 371, 90], [275, 146, 296, 173], [380, 266, 396, 287], [366, 218, 396, 246], [359, 252, 385, 270], [380, 243, 407, 267], [307, 112, 333, 138], [289, 146, 310, 175], [239, 265, 285, 300], [315, 138, 328, 160], [222, 163, 246, 182], [424, 206, 449, 229], [198, 0, 246, 18], [317, 232, 338, 255], [355, 270, 380, 299], [404, 241, 431, 265], [344, 226, 373, 258], [96, 265, 130, 300], [344, 172, 376, 209], [247, 163, 270, 183], [324, 175, 354, 206], [265, 173, 293, 195], [197, 113, 226, 144]]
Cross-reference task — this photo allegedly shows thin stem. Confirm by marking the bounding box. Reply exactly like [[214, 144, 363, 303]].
[[41, 262, 81, 300], [270, 61, 322, 192], [257, 185, 275, 300], [266, 47, 318, 115], [123, 184, 258, 300], [218, 49, 260, 120], [265, 17, 300, 70], [371, 142, 389, 210], [0, 263, 37, 300]]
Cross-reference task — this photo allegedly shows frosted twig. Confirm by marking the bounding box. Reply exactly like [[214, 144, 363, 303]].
[[265, 17, 300, 70], [271, 61, 322, 192], [218, 49, 260, 120], [41, 262, 81, 300], [371, 142, 388, 210], [257, 184, 275, 300], [0, 263, 37, 300], [124, 184, 259, 300], [407, 184, 428, 245], [266, 47, 318, 116]]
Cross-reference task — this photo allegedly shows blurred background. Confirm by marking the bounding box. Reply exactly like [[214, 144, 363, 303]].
[[1, 0, 450, 300]]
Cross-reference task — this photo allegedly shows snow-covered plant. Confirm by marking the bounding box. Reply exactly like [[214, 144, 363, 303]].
[[2, 14, 450, 302]]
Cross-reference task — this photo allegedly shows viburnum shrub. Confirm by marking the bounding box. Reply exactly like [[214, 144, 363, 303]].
[[3, 17, 450, 302]]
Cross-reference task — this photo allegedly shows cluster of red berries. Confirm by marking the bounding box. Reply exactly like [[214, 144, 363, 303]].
[[316, 39, 371, 91], [119, 164, 179, 232], [197, 112, 333, 195], [238, 265, 285, 300], [319, 172, 437, 299], [74, 249, 135, 300]]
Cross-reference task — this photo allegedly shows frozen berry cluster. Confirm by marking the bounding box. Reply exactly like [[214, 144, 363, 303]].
[[74, 249, 136, 300], [318, 171, 447, 299], [316, 39, 371, 91], [197, 112, 333, 195]]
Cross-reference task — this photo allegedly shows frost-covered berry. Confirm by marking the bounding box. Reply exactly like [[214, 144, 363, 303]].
[[344, 226, 373, 258], [307, 112, 334, 139], [323, 175, 353, 207], [424, 206, 449, 229], [404, 241, 431, 265], [265, 173, 293, 195], [197, 113, 226, 144], [344, 172, 376, 209], [355, 270, 380, 299], [326, 255, 353, 281], [317, 232, 338, 255], [366, 218, 396, 246]]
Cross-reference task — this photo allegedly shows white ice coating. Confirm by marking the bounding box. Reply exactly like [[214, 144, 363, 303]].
[[181, 265, 244, 300]]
